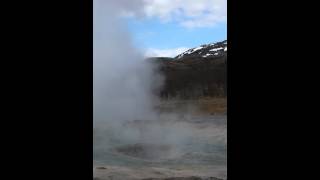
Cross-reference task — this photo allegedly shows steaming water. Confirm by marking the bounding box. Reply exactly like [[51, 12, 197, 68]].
[[93, 115, 227, 179]]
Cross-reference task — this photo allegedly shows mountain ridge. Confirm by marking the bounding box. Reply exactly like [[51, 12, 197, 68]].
[[148, 40, 227, 99], [175, 40, 227, 60]]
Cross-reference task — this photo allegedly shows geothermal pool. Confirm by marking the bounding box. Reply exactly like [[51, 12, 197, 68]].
[[93, 115, 227, 180]]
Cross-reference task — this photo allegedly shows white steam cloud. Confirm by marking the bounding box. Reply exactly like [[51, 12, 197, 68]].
[[93, 0, 165, 154], [94, 0, 158, 126], [93, 0, 197, 156]]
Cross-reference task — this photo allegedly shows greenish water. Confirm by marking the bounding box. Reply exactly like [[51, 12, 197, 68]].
[[93, 115, 227, 170]]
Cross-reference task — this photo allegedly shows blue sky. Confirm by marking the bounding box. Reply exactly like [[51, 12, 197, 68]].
[[118, 0, 227, 57], [126, 18, 227, 50]]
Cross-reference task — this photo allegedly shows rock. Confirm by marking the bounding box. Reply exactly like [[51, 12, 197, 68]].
[[141, 176, 224, 180], [114, 143, 173, 160]]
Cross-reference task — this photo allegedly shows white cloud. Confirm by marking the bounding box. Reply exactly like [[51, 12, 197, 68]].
[[145, 47, 189, 57], [142, 0, 227, 28], [103, 0, 226, 28]]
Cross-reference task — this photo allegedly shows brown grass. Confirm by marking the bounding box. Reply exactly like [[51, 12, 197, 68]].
[[156, 97, 227, 115], [196, 97, 227, 115]]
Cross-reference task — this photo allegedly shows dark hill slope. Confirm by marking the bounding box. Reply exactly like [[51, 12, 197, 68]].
[[149, 40, 227, 99]]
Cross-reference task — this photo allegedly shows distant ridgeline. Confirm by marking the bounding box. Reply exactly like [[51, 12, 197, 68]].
[[148, 40, 227, 99]]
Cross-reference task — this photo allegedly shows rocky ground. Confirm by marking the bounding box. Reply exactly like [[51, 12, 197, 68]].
[[93, 165, 226, 180]]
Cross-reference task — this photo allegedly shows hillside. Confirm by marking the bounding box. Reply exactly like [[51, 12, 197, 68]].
[[149, 40, 227, 100]]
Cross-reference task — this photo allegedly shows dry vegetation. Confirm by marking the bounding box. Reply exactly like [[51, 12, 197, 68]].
[[196, 97, 227, 115], [155, 97, 226, 115]]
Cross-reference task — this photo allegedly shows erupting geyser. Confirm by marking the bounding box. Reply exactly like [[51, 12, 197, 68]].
[[93, 0, 169, 162], [93, 0, 227, 179]]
